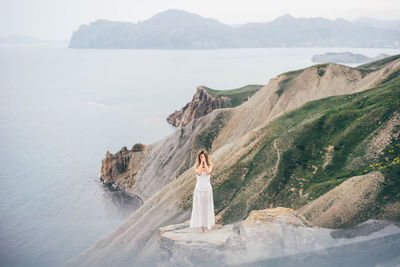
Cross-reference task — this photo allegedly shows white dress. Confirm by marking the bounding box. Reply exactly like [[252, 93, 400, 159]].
[[189, 170, 216, 230]]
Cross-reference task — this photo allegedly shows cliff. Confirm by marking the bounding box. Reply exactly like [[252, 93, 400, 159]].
[[100, 143, 147, 197], [166, 84, 262, 127], [64, 54, 400, 267]]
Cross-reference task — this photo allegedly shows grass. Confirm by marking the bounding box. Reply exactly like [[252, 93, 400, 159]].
[[379, 69, 400, 86], [202, 84, 263, 108], [356, 54, 400, 70], [356, 53, 400, 78], [374, 135, 400, 205]]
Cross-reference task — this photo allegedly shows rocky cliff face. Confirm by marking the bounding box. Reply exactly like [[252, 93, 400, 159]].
[[166, 84, 262, 127], [166, 86, 230, 127], [100, 143, 147, 195], [64, 55, 400, 267]]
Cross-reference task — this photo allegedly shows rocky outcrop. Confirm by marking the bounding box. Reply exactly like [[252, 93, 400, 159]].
[[100, 143, 146, 193], [155, 207, 312, 266], [166, 86, 231, 127], [154, 207, 400, 266], [242, 207, 312, 227], [167, 84, 262, 127]]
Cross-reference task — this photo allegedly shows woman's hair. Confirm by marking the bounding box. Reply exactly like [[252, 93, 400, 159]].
[[194, 149, 212, 169]]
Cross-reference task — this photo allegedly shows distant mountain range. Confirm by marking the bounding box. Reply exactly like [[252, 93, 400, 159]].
[[68, 9, 400, 49]]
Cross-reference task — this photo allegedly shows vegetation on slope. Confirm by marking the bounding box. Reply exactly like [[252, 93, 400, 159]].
[[356, 54, 400, 77], [203, 84, 263, 108], [181, 60, 400, 226], [357, 54, 400, 70]]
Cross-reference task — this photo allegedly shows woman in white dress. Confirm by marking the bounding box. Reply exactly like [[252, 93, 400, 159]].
[[189, 149, 216, 233]]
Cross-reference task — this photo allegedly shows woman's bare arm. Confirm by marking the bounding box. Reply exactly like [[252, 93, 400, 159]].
[[195, 165, 202, 175], [204, 161, 212, 175], [195, 160, 203, 175]]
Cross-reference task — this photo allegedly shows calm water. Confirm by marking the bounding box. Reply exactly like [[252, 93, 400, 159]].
[[0, 42, 398, 266]]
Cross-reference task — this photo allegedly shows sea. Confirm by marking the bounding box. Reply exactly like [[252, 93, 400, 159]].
[[0, 41, 398, 266]]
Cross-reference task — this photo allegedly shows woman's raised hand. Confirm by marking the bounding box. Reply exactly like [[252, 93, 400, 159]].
[[201, 157, 207, 166]]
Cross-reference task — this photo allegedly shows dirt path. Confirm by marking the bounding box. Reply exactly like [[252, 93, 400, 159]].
[[273, 137, 281, 176]]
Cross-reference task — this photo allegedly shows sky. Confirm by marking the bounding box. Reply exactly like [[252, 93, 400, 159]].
[[1, 0, 399, 41]]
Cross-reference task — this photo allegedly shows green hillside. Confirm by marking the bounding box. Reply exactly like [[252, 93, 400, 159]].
[[357, 54, 400, 70], [183, 58, 400, 227], [202, 84, 263, 108]]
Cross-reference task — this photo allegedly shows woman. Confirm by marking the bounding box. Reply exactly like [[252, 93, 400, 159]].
[[189, 149, 216, 233]]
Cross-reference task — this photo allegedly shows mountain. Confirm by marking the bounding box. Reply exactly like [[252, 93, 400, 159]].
[[312, 51, 391, 63], [68, 9, 400, 49], [63, 54, 400, 266], [69, 9, 235, 49]]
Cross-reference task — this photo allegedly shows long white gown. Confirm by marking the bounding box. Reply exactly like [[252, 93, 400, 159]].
[[189, 170, 216, 230]]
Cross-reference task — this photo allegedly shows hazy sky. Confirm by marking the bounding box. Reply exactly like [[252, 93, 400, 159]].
[[1, 0, 399, 40]]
